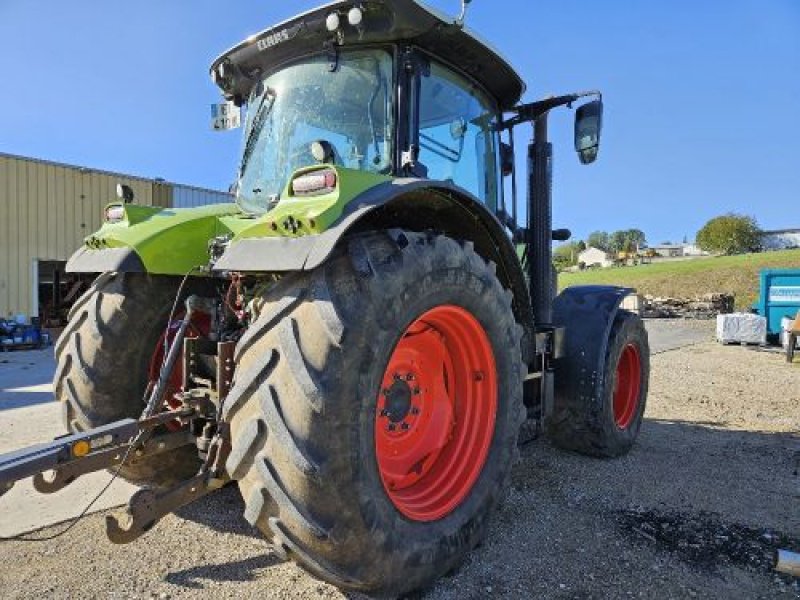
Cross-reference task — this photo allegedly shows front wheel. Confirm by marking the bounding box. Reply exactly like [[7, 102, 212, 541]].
[[224, 230, 525, 597], [547, 310, 650, 457]]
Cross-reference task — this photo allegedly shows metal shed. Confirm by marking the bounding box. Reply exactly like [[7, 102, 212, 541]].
[[0, 153, 231, 320]]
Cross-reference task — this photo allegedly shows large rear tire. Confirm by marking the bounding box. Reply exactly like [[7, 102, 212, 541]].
[[547, 310, 650, 457], [224, 230, 525, 597], [54, 272, 201, 486]]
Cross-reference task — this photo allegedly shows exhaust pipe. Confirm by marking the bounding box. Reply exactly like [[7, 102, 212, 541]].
[[775, 549, 800, 577]]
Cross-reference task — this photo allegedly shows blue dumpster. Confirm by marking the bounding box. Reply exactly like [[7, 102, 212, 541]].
[[753, 269, 800, 337]]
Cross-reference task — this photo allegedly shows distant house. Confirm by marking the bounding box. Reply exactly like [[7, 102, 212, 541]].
[[578, 246, 613, 268], [649, 244, 685, 258], [761, 228, 800, 250], [682, 244, 708, 256]]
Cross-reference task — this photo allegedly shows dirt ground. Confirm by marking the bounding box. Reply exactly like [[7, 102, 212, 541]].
[[0, 320, 798, 599]]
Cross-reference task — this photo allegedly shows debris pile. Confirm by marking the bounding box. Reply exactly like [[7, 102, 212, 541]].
[[642, 293, 735, 319], [616, 508, 799, 581]]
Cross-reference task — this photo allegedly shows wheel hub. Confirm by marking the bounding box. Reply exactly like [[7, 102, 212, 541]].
[[382, 379, 413, 424]]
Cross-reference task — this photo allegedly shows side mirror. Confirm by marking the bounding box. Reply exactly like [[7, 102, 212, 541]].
[[574, 99, 603, 164], [499, 142, 514, 177], [116, 183, 135, 204]]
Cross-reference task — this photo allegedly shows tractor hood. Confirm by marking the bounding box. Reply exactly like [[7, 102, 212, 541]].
[[210, 0, 524, 110]]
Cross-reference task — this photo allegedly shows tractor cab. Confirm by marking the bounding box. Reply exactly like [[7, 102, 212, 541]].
[[210, 0, 524, 215]]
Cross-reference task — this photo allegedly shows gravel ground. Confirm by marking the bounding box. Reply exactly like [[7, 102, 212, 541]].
[[0, 319, 798, 599]]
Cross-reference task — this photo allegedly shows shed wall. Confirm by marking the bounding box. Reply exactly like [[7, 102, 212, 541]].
[[0, 154, 227, 318]]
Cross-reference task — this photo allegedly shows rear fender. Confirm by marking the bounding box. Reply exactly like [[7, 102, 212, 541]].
[[66, 203, 241, 275], [215, 179, 535, 359], [551, 285, 634, 414]]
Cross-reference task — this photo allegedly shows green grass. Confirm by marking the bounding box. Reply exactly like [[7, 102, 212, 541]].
[[558, 249, 800, 309]]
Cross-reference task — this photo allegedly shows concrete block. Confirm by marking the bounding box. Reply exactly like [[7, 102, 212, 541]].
[[716, 313, 767, 345]]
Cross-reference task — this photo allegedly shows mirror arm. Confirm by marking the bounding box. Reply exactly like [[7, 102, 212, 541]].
[[499, 90, 602, 131]]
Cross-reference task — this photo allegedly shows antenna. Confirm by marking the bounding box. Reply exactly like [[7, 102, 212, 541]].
[[454, 0, 472, 28]]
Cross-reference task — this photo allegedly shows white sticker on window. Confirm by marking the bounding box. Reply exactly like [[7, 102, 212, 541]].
[[211, 102, 241, 131]]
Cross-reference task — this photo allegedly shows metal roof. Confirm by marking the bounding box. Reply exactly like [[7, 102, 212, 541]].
[[210, 0, 525, 110], [0, 152, 230, 196], [648, 244, 686, 250]]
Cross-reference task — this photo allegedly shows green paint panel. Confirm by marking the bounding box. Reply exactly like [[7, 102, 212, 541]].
[[222, 167, 389, 241], [84, 203, 240, 274], [78, 168, 388, 275]]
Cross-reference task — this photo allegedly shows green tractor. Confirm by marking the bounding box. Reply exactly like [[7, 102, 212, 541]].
[[1, 1, 649, 596]]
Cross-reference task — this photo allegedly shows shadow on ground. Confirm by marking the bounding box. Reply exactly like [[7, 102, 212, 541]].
[[174, 484, 260, 539], [0, 350, 56, 411], [165, 553, 282, 588], [0, 386, 55, 410]]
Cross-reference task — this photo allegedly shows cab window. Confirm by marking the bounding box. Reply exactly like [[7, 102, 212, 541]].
[[418, 60, 499, 209]]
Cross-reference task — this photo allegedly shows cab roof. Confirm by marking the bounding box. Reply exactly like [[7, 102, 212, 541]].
[[210, 0, 525, 110]]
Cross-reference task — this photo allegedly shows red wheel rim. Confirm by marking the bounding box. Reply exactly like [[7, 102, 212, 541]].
[[374, 305, 497, 522], [148, 312, 210, 429], [613, 343, 642, 429]]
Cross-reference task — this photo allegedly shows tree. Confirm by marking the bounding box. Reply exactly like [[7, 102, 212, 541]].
[[609, 230, 628, 253], [586, 231, 610, 251], [609, 229, 647, 254], [696, 214, 761, 255], [626, 229, 646, 250]]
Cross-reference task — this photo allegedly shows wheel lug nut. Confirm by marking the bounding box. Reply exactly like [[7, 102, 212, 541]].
[[401, 423, 410, 431], [388, 424, 396, 432], [406, 373, 415, 381], [380, 409, 389, 418], [412, 387, 420, 395], [410, 407, 420, 415], [393, 373, 401, 381], [382, 388, 390, 396]]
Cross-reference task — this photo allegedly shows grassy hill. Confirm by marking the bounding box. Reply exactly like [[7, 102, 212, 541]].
[[558, 249, 800, 309]]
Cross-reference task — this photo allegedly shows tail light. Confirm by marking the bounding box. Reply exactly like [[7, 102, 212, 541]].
[[291, 169, 337, 196], [104, 204, 125, 223]]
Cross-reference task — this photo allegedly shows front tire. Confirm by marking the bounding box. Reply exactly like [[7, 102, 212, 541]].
[[224, 230, 525, 597], [547, 310, 650, 457]]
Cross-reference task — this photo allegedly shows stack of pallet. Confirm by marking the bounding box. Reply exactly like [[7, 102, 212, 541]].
[[642, 293, 735, 319]]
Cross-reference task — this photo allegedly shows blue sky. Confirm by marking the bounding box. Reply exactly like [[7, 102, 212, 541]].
[[0, 1, 797, 244]]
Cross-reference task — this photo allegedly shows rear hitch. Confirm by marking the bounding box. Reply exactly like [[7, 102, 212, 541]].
[[105, 424, 230, 544]]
